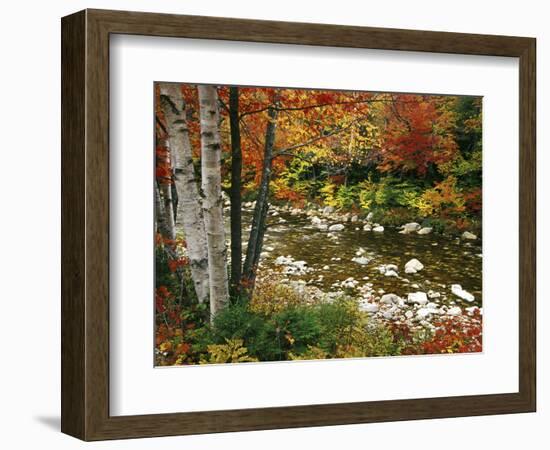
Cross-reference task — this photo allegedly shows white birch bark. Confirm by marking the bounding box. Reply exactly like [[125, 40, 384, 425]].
[[154, 181, 167, 236], [198, 84, 229, 319], [159, 83, 209, 304], [159, 163, 176, 243]]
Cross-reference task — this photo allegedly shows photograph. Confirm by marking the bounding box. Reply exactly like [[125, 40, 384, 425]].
[[154, 83, 483, 366]]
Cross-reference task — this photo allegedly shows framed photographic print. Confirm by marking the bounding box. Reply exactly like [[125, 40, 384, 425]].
[[61, 9, 536, 441]]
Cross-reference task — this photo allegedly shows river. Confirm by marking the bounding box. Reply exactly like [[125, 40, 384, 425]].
[[239, 206, 483, 309]]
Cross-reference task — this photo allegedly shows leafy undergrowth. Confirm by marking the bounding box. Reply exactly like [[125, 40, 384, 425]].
[[155, 276, 482, 366]]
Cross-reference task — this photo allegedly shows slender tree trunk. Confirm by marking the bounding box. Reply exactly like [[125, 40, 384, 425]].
[[159, 140, 177, 243], [198, 85, 229, 319], [170, 176, 179, 222], [159, 83, 210, 304], [242, 98, 279, 294], [154, 181, 168, 237], [229, 86, 243, 296]]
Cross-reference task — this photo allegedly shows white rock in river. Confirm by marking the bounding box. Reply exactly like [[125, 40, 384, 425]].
[[311, 216, 322, 225], [405, 310, 414, 319], [427, 290, 441, 299], [355, 247, 366, 256], [401, 222, 421, 234], [407, 292, 428, 305], [366, 212, 374, 221], [323, 265, 330, 270], [451, 284, 475, 302], [380, 293, 400, 304], [373, 225, 384, 232], [404, 258, 424, 274], [352, 256, 370, 265], [317, 224, 328, 231], [323, 206, 335, 215], [447, 306, 462, 316], [417, 227, 433, 235], [462, 231, 478, 240], [377, 264, 397, 274], [363, 224, 372, 231], [351, 215, 359, 222], [329, 224, 345, 231], [385, 270, 399, 277], [265, 246, 275, 252], [275, 255, 293, 265]]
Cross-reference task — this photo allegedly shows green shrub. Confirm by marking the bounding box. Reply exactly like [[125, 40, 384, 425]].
[[208, 302, 274, 356], [335, 184, 360, 210], [316, 297, 362, 354], [270, 307, 322, 357], [207, 301, 325, 361]]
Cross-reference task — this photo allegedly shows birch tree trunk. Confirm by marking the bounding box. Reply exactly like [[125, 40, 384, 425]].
[[158, 139, 177, 243], [159, 83, 210, 304], [198, 85, 229, 319], [242, 98, 279, 294], [154, 181, 169, 237], [229, 86, 243, 296]]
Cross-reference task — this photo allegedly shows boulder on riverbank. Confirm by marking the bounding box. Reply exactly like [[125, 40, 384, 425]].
[[359, 302, 379, 313], [380, 293, 401, 304], [329, 224, 345, 231], [446, 306, 462, 316], [461, 231, 477, 240], [450, 284, 475, 302], [407, 292, 428, 305]]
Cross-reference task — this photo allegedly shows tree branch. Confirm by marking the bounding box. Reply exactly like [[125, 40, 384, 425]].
[[239, 96, 422, 119], [272, 114, 367, 157]]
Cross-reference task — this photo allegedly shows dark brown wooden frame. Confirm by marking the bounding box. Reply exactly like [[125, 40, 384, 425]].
[[61, 8, 536, 441]]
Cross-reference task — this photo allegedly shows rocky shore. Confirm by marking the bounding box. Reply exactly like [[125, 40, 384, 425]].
[[242, 200, 482, 334]]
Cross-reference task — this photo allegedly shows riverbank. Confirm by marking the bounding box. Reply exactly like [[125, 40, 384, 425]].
[[154, 199, 483, 365], [242, 200, 483, 337]]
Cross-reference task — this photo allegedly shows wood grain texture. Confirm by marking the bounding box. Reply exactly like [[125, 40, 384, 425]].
[[61, 9, 537, 441], [518, 39, 536, 408], [61, 10, 86, 439]]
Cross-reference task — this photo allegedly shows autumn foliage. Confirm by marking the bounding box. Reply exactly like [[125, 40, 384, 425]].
[[154, 84, 483, 365]]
